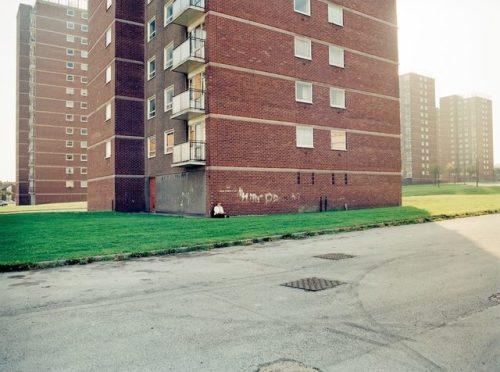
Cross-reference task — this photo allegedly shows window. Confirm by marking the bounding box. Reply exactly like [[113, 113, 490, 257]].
[[147, 96, 156, 119], [67, 22, 75, 30], [329, 46, 344, 68], [296, 126, 314, 148], [80, 167, 87, 175], [66, 180, 74, 188], [105, 102, 112, 121], [66, 101, 74, 108], [66, 87, 75, 95], [66, 74, 75, 81], [81, 37, 88, 45], [81, 50, 88, 58], [81, 12, 88, 19], [147, 135, 157, 158], [66, 154, 74, 161], [105, 28, 112, 47], [164, 85, 174, 111], [81, 154, 87, 162], [81, 102, 88, 109], [164, 3, 174, 26], [296, 81, 313, 103], [328, 3, 344, 26], [105, 65, 112, 83], [80, 181, 87, 188], [81, 24, 88, 32], [81, 76, 88, 84], [80, 128, 88, 136], [66, 127, 74, 134], [66, 48, 75, 56], [164, 43, 173, 69], [147, 18, 156, 42], [66, 167, 74, 175], [66, 62, 75, 69], [81, 89, 88, 96], [66, 35, 74, 42], [105, 141, 111, 158], [331, 130, 347, 151], [294, 37, 312, 60], [66, 114, 74, 121], [81, 115, 88, 122], [330, 87, 346, 108], [106, 0, 112, 10], [164, 130, 174, 154], [147, 56, 156, 80], [80, 141, 87, 149], [294, 0, 310, 15], [67, 9, 75, 16]]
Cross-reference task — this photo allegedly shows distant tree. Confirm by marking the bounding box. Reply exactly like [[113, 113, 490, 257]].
[[466, 165, 476, 183], [445, 163, 456, 183], [430, 165, 441, 187]]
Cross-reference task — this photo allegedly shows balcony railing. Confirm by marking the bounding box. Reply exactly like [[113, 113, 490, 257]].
[[171, 0, 205, 27], [172, 36, 205, 73], [172, 141, 206, 167], [171, 89, 205, 120]]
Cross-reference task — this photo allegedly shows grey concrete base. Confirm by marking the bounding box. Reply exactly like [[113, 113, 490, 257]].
[[1, 214, 499, 371]]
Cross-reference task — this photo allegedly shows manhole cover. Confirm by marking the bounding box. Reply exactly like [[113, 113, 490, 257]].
[[281, 277, 345, 292], [488, 293, 500, 303], [314, 253, 355, 261], [257, 359, 321, 372]]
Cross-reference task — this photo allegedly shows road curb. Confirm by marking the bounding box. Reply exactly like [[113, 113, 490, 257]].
[[1, 209, 499, 272]]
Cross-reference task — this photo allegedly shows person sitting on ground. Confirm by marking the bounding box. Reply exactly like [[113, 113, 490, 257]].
[[213, 202, 229, 218]]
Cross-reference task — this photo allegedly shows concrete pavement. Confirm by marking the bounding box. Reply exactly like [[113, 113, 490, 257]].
[[1, 214, 499, 371]]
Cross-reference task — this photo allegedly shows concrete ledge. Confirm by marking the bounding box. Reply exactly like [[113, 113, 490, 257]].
[[1, 209, 499, 272]]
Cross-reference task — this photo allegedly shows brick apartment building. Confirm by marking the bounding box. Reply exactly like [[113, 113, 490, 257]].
[[16, 0, 89, 205], [87, 0, 401, 215], [438, 95, 494, 182], [399, 73, 438, 184]]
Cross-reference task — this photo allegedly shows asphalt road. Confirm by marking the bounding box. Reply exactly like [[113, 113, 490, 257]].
[[1, 214, 499, 371]]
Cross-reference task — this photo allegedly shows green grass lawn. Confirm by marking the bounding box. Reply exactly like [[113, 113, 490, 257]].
[[1, 184, 499, 267]]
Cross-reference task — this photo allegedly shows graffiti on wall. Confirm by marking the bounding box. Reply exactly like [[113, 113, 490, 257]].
[[235, 187, 301, 204]]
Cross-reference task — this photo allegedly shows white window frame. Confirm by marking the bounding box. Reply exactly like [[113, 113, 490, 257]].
[[81, 50, 88, 58], [66, 74, 75, 82], [164, 3, 174, 26], [66, 154, 74, 161], [66, 114, 74, 121], [105, 28, 112, 47], [81, 154, 88, 162], [80, 128, 88, 136], [164, 85, 174, 112], [66, 167, 74, 175], [66, 180, 74, 188], [331, 130, 347, 151], [329, 45, 345, 68], [66, 100, 74, 108], [105, 102, 112, 121], [66, 140, 74, 148], [81, 37, 88, 45], [164, 43, 174, 69], [66, 87, 75, 95], [81, 12, 88, 20], [294, 37, 312, 60], [296, 126, 314, 148], [295, 81, 313, 104], [66, 35, 74, 43], [147, 56, 156, 80], [81, 102, 88, 109], [66, 61, 75, 69], [81, 89, 88, 96], [164, 130, 174, 154], [66, 127, 74, 134], [81, 181, 88, 188], [81, 115, 88, 122], [294, 0, 311, 16], [67, 22, 75, 30], [81, 63, 88, 71], [80, 141, 88, 149], [147, 96, 156, 119], [105, 65, 112, 84], [81, 24, 88, 32], [67, 9, 75, 17], [105, 141, 112, 159], [80, 167, 88, 175], [81, 76, 88, 84], [147, 17, 156, 42], [330, 87, 346, 109], [66, 48, 75, 56], [147, 135, 157, 158], [328, 3, 344, 26]]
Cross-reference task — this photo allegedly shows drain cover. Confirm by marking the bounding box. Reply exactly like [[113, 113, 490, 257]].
[[488, 293, 500, 303], [281, 277, 345, 292], [314, 253, 355, 261]]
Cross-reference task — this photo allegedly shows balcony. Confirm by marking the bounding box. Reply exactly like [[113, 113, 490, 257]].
[[172, 36, 205, 73], [171, 0, 205, 27], [171, 89, 205, 120], [172, 141, 206, 167]]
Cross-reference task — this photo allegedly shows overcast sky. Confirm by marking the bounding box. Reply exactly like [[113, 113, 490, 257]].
[[0, 0, 499, 181]]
